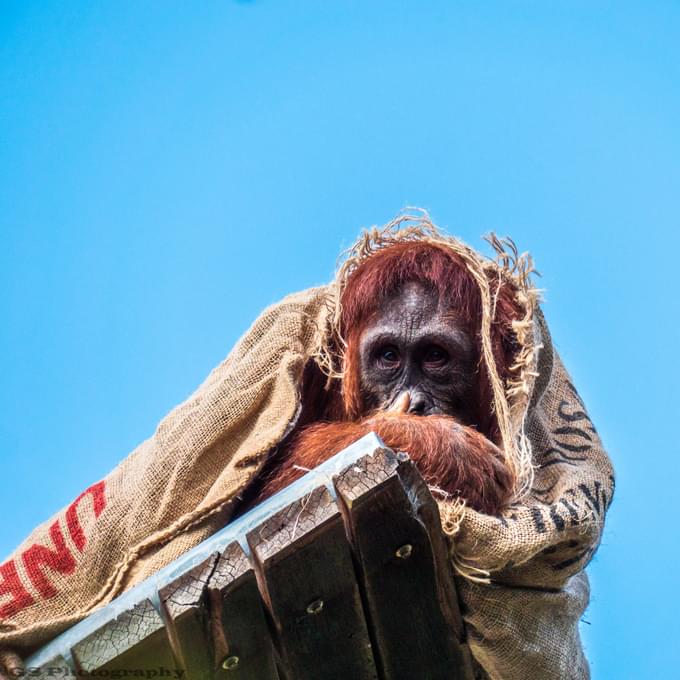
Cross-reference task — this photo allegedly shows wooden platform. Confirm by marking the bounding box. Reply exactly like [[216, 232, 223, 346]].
[[26, 434, 475, 680]]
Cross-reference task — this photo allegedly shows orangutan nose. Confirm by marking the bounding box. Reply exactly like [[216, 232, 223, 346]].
[[408, 392, 431, 415]]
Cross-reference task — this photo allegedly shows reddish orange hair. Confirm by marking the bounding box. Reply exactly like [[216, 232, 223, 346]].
[[256, 413, 514, 514], [338, 242, 522, 442]]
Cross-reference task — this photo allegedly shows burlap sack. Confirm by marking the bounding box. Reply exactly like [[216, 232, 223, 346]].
[[0, 217, 613, 680]]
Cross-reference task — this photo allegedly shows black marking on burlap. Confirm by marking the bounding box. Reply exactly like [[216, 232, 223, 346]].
[[557, 400, 589, 422], [562, 439, 593, 452], [549, 505, 566, 531], [601, 488, 609, 512], [579, 481, 603, 516], [543, 447, 587, 460], [559, 497, 580, 525], [552, 547, 592, 571], [553, 412, 594, 453], [541, 459, 582, 468], [560, 387, 598, 435], [553, 426, 592, 441], [496, 505, 521, 527], [555, 441, 591, 453], [540, 446, 587, 468], [530, 506, 547, 533], [543, 383, 598, 467]]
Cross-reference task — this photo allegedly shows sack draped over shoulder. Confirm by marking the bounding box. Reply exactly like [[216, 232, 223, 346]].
[[450, 313, 613, 679], [0, 226, 613, 680]]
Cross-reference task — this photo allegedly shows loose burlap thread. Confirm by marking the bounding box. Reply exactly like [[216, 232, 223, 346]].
[[0, 216, 613, 680]]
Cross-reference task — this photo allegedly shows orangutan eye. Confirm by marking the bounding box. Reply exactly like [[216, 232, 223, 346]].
[[376, 346, 400, 368], [423, 346, 449, 366]]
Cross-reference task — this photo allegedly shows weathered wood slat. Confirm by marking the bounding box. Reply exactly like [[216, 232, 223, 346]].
[[334, 448, 475, 680], [247, 485, 378, 680], [208, 541, 279, 680], [72, 598, 176, 675], [160, 541, 279, 680], [160, 552, 219, 679]]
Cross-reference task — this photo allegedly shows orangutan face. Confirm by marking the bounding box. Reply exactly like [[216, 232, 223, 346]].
[[358, 282, 478, 422]]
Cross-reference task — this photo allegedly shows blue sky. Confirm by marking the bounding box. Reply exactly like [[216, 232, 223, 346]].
[[1, 2, 678, 677]]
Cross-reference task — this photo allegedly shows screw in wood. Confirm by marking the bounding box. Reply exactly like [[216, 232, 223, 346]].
[[222, 655, 240, 670], [306, 598, 324, 615], [395, 543, 413, 559]]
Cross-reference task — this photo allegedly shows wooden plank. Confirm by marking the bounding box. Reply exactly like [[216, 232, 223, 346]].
[[160, 552, 219, 679], [72, 598, 176, 675], [207, 541, 279, 680], [159, 542, 278, 680], [334, 448, 475, 680], [247, 485, 378, 680]]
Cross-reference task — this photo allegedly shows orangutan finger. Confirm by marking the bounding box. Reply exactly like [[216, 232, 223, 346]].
[[388, 391, 411, 413]]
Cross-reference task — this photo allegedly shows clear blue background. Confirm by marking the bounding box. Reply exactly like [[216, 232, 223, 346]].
[[1, 2, 678, 677]]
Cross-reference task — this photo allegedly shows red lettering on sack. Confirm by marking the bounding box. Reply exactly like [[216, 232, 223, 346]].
[[0, 560, 35, 619], [0, 479, 107, 618], [65, 480, 107, 552], [22, 521, 77, 599]]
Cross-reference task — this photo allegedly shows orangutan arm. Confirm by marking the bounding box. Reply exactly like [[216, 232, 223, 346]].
[[256, 413, 513, 515]]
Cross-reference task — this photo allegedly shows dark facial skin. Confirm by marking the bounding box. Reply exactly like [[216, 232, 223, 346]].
[[359, 282, 478, 423]]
